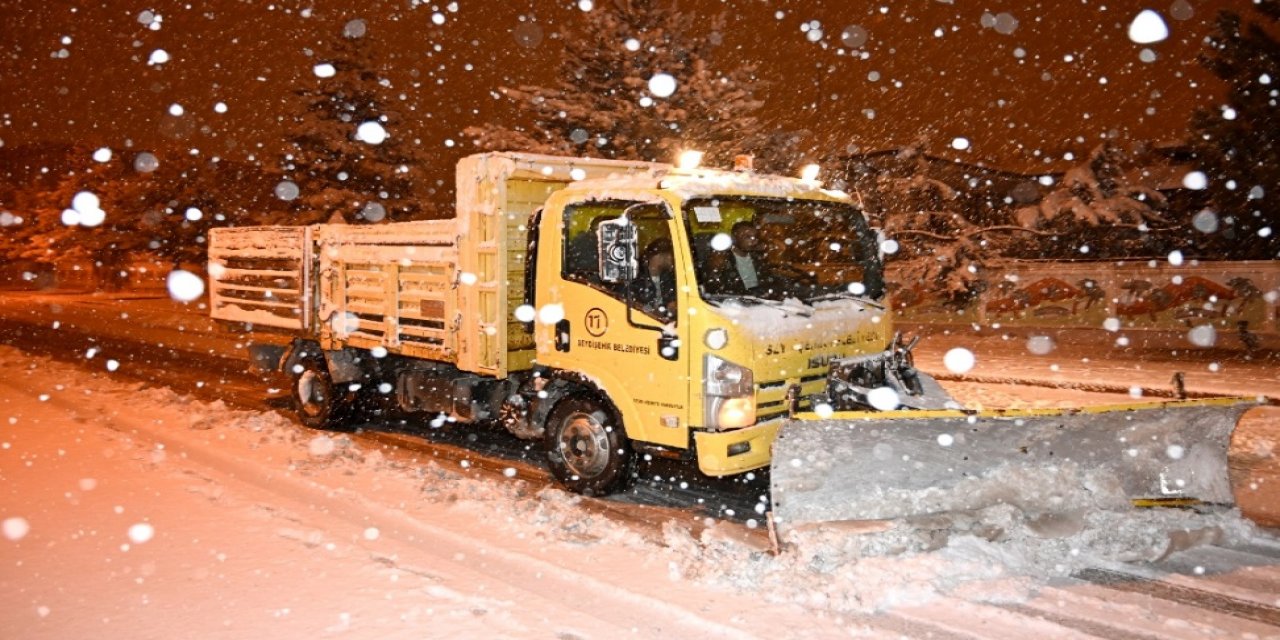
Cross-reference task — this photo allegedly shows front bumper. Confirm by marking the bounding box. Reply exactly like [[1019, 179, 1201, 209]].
[[692, 420, 782, 477]]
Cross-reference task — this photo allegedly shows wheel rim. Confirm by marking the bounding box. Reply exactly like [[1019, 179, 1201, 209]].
[[296, 369, 328, 417], [557, 410, 610, 479]]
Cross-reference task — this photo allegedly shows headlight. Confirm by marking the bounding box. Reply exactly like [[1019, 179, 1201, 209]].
[[704, 355, 755, 429], [714, 397, 755, 429]]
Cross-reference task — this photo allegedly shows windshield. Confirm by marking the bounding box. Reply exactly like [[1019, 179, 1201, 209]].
[[683, 196, 884, 304]]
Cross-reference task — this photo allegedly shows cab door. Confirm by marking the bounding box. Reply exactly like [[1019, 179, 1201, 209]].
[[539, 199, 690, 450]]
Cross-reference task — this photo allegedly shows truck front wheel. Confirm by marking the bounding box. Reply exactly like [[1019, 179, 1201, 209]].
[[544, 396, 633, 496], [291, 356, 356, 431]]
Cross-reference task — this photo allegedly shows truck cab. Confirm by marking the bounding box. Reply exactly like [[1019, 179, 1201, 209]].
[[529, 166, 891, 493], [210, 152, 903, 498]]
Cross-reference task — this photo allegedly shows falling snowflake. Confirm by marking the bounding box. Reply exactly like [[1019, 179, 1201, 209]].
[[166, 270, 205, 302], [943, 348, 975, 374], [274, 181, 300, 201], [356, 121, 387, 144], [1026, 335, 1054, 355], [648, 73, 677, 98], [3, 517, 30, 541], [538, 303, 565, 324], [1128, 10, 1169, 44], [134, 152, 160, 173], [127, 523, 155, 544], [866, 387, 900, 411], [1187, 325, 1216, 347], [360, 202, 387, 222]]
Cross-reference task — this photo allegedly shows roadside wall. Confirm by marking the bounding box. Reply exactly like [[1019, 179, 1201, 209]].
[[891, 260, 1280, 346]]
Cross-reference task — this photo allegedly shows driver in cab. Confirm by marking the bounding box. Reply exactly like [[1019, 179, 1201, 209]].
[[704, 220, 793, 298]]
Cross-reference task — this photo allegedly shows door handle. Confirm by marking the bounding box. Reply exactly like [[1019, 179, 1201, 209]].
[[555, 319, 570, 352]]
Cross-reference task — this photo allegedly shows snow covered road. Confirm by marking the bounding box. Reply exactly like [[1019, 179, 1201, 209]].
[[3, 291, 1280, 638], [5, 345, 1280, 639]]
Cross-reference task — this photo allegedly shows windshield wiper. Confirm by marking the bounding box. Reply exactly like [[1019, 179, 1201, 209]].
[[807, 291, 885, 308], [705, 293, 777, 305], [706, 294, 815, 317]]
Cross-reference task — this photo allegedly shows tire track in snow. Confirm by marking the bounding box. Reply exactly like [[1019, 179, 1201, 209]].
[[992, 602, 1166, 640], [1147, 544, 1280, 608], [1073, 567, 1280, 627], [890, 596, 1101, 639], [1013, 582, 1260, 640]]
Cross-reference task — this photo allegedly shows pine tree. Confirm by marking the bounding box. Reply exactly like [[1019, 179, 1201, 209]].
[[281, 32, 431, 224], [1188, 1, 1280, 259], [465, 0, 800, 172], [124, 154, 282, 265]]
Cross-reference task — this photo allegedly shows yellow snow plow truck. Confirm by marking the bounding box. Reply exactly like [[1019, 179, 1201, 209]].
[[209, 152, 1254, 545]]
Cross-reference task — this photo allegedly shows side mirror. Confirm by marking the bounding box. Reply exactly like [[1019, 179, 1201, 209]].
[[598, 217, 638, 283]]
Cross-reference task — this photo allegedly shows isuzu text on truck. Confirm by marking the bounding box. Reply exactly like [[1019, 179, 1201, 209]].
[[210, 152, 1253, 545]]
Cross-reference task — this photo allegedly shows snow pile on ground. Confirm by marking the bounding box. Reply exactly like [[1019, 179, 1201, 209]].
[[664, 503, 1259, 613]]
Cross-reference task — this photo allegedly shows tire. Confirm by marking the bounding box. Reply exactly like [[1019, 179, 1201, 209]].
[[291, 355, 356, 431], [544, 395, 633, 496]]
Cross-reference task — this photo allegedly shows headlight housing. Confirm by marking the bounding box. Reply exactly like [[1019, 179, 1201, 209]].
[[704, 354, 755, 429]]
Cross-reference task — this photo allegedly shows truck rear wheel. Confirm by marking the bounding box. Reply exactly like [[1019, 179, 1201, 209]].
[[291, 356, 356, 431], [544, 396, 632, 496]]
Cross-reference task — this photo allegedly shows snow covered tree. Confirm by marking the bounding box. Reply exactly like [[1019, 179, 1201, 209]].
[[1014, 143, 1168, 230], [280, 31, 431, 224], [857, 148, 996, 306], [1188, 1, 1280, 259], [0, 146, 151, 285], [1011, 142, 1174, 258], [124, 154, 282, 266], [0, 147, 279, 288], [465, 0, 801, 172]]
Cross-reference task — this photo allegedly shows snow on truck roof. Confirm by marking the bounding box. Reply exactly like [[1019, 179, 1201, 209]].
[[569, 166, 853, 203], [463, 151, 852, 203]]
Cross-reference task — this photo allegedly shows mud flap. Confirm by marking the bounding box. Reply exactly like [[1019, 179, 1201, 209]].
[[770, 398, 1256, 539]]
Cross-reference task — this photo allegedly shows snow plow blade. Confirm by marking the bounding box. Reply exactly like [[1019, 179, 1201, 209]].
[[770, 397, 1257, 538]]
